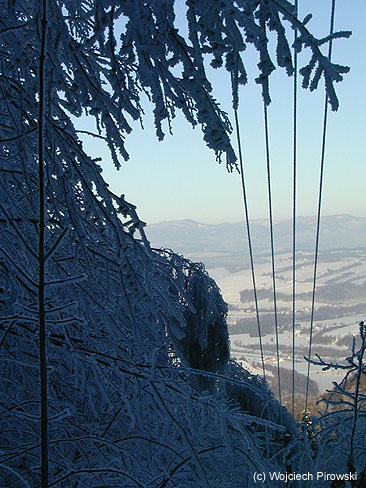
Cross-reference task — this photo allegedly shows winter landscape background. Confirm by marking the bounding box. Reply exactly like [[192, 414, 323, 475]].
[[147, 214, 366, 406], [1, 0, 365, 486]]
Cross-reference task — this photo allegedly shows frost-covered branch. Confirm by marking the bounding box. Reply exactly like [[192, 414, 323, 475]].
[[309, 322, 366, 482], [0, 1, 352, 486]]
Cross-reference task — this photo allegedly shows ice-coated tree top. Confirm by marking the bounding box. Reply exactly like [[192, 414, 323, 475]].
[[2, 0, 350, 172]]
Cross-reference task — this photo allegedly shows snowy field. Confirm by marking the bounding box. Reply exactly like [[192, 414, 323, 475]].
[[208, 249, 366, 394]]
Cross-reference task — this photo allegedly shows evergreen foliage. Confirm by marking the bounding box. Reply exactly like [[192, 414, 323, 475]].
[[0, 0, 357, 486]]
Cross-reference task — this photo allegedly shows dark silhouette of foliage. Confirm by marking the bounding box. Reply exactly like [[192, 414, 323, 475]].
[[0, 0, 354, 485]]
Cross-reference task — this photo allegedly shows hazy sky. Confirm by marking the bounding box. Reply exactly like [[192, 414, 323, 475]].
[[79, 1, 365, 225]]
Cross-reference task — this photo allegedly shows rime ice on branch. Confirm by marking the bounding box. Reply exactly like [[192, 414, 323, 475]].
[[0, 1, 352, 486]]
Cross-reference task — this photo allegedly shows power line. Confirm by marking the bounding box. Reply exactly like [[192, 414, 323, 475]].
[[292, 0, 299, 419], [263, 103, 282, 416], [305, 0, 337, 416], [234, 108, 266, 380]]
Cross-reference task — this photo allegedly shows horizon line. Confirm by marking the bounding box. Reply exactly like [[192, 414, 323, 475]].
[[147, 213, 364, 226]]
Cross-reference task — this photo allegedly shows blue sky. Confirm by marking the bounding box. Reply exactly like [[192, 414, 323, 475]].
[[80, 1, 366, 225]]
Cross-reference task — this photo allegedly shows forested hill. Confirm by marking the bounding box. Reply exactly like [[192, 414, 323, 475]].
[[146, 214, 366, 255]]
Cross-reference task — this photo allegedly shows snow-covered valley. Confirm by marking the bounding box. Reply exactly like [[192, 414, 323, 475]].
[[208, 249, 366, 395], [147, 216, 366, 397]]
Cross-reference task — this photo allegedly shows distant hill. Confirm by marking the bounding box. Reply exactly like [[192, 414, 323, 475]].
[[145, 215, 366, 270]]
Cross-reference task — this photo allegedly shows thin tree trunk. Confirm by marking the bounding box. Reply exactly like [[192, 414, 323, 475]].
[[38, 0, 48, 485]]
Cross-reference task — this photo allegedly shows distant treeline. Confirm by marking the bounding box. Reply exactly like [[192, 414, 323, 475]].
[[231, 303, 366, 336], [240, 281, 366, 304], [231, 312, 288, 336], [235, 339, 344, 362], [264, 364, 319, 398]]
